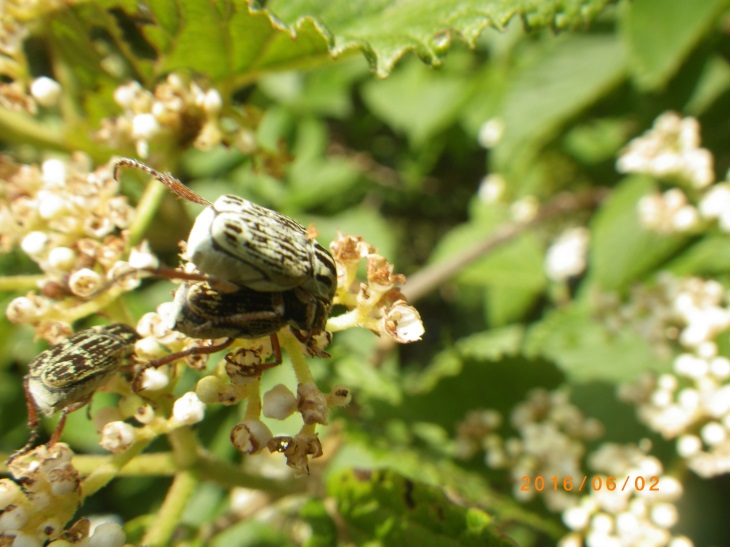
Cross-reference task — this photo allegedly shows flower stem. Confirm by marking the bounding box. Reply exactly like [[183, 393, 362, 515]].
[[281, 331, 314, 384], [142, 469, 199, 546]]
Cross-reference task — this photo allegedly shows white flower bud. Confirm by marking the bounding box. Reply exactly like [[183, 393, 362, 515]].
[[195, 376, 225, 404], [137, 367, 169, 392], [41, 158, 67, 187], [21, 231, 49, 256], [114, 81, 141, 109], [677, 435, 702, 457], [37, 191, 67, 219], [100, 421, 137, 453], [477, 118, 504, 148], [6, 295, 47, 323], [0, 479, 22, 506], [128, 242, 159, 270], [47, 246, 76, 271], [700, 421, 726, 446], [172, 392, 205, 425], [651, 502, 678, 528], [31, 77, 61, 107], [0, 503, 29, 530], [68, 268, 102, 297], [327, 385, 352, 407], [134, 404, 156, 425], [382, 301, 424, 343], [88, 522, 126, 547], [263, 384, 297, 420], [203, 89, 222, 113], [132, 113, 161, 140], [230, 419, 272, 454]]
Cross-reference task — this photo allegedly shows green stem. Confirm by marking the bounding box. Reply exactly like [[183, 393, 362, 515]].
[[281, 331, 314, 384], [0, 108, 67, 151], [81, 438, 153, 497], [0, 274, 45, 292], [142, 469, 199, 547], [128, 180, 169, 247], [168, 426, 200, 469]]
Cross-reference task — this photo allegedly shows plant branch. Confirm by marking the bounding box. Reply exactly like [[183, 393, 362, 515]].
[[402, 188, 609, 304]]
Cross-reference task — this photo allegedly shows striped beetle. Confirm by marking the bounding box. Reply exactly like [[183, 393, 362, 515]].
[[114, 158, 337, 307], [10, 323, 140, 461], [112, 158, 336, 355]]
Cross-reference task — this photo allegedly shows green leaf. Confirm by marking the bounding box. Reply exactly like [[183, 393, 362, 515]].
[[130, 0, 332, 85], [493, 33, 628, 176], [329, 469, 514, 547], [665, 235, 730, 277], [267, 0, 613, 77], [588, 175, 687, 291], [525, 304, 673, 382], [621, 0, 729, 90], [484, 284, 541, 327]]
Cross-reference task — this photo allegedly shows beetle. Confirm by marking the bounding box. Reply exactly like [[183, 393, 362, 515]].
[[113, 158, 337, 307], [9, 323, 140, 461], [164, 281, 331, 361]]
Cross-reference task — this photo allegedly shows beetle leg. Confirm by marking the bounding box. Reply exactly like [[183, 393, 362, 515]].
[[7, 377, 42, 462], [146, 337, 235, 368]]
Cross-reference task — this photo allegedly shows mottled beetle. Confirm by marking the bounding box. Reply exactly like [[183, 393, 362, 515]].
[[114, 158, 337, 305], [112, 158, 336, 353], [9, 323, 140, 461]]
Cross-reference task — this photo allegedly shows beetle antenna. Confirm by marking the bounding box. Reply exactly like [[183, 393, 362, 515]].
[[114, 157, 211, 206]]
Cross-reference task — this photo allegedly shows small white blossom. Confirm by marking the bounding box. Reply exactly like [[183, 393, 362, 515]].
[[30, 76, 62, 107], [100, 421, 137, 453], [477, 118, 504, 148], [172, 392, 206, 425], [263, 384, 297, 420], [545, 227, 590, 282]]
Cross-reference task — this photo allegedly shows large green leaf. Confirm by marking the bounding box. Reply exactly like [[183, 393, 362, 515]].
[[329, 468, 514, 546], [266, 0, 614, 77], [587, 175, 687, 291], [492, 33, 628, 177], [621, 0, 729, 90]]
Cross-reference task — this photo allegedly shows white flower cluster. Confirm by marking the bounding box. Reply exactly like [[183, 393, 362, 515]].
[[0, 444, 125, 546], [195, 342, 351, 475], [96, 74, 230, 158], [328, 233, 424, 343], [545, 227, 590, 282], [1, 155, 156, 341], [560, 444, 689, 547], [637, 188, 701, 234], [618, 276, 730, 478], [460, 388, 603, 512], [618, 112, 714, 189]]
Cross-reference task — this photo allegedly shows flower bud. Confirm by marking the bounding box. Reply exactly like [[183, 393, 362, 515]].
[[328, 385, 352, 407], [68, 268, 102, 297], [263, 384, 297, 420], [172, 392, 205, 425], [100, 421, 137, 453], [230, 420, 272, 454], [88, 521, 126, 547], [31, 77, 62, 107], [21, 231, 49, 257], [382, 300, 424, 343]]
